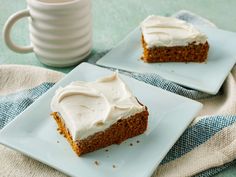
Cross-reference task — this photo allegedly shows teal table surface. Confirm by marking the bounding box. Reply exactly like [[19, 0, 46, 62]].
[[1, 0, 236, 176]]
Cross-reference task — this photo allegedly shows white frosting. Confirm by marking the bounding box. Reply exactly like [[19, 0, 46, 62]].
[[51, 73, 146, 140], [141, 15, 207, 48]]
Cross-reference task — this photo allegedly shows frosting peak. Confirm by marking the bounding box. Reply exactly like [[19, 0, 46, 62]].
[[51, 73, 145, 140], [141, 15, 207, 48]]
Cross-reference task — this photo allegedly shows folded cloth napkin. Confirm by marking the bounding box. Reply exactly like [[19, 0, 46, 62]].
[[1, 10, 236, 177]]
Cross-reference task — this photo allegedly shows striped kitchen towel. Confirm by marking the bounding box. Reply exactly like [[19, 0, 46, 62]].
[[1, 10, 236, 177]]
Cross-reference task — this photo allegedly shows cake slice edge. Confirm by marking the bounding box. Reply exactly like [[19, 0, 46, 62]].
[[51, 106, 148, 156]]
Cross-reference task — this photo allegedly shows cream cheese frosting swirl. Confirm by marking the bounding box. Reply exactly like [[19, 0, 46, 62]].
[[141, 15, 207, 48], [51, 73, 146, 140]]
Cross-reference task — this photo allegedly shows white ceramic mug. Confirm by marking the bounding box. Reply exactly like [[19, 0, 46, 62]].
[[3, 0, 92, 67]]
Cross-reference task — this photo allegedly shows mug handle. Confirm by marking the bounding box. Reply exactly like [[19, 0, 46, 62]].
[[3, 9, 33, 53]]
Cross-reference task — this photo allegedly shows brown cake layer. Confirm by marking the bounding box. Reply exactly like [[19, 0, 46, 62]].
[[141, 35, 209, 63], [51, 108, 148, 156]]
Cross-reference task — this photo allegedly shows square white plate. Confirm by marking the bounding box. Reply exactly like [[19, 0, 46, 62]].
[[96, 26, 236, 94], [0, 63, 202, 177]]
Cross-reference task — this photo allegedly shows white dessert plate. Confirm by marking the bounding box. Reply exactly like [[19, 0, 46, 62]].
[[0, 63, 202, 177], [96, 26, 236, 94]]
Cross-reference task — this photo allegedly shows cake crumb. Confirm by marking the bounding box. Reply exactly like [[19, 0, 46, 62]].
[[57, 140, 59, 143], [112, 165, 116, 168], [105, 149, 109, 152], [96, 121, 104, 126], [136, 140, 140, 143], [130, 143, 133, 146], [94, 161, 99, 166]]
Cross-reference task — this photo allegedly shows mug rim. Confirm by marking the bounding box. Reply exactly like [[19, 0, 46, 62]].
[[27, 0, 84, 7]]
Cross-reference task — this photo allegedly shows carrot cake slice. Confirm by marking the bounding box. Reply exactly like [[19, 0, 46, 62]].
[[51, 73, 148, 156], [141, 15, 209, 63]]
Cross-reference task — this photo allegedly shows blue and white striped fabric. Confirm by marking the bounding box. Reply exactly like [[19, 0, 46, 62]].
[[0, 83, 54, 129], [1, 10, 236, 177], [131, 71, 236, 177]]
